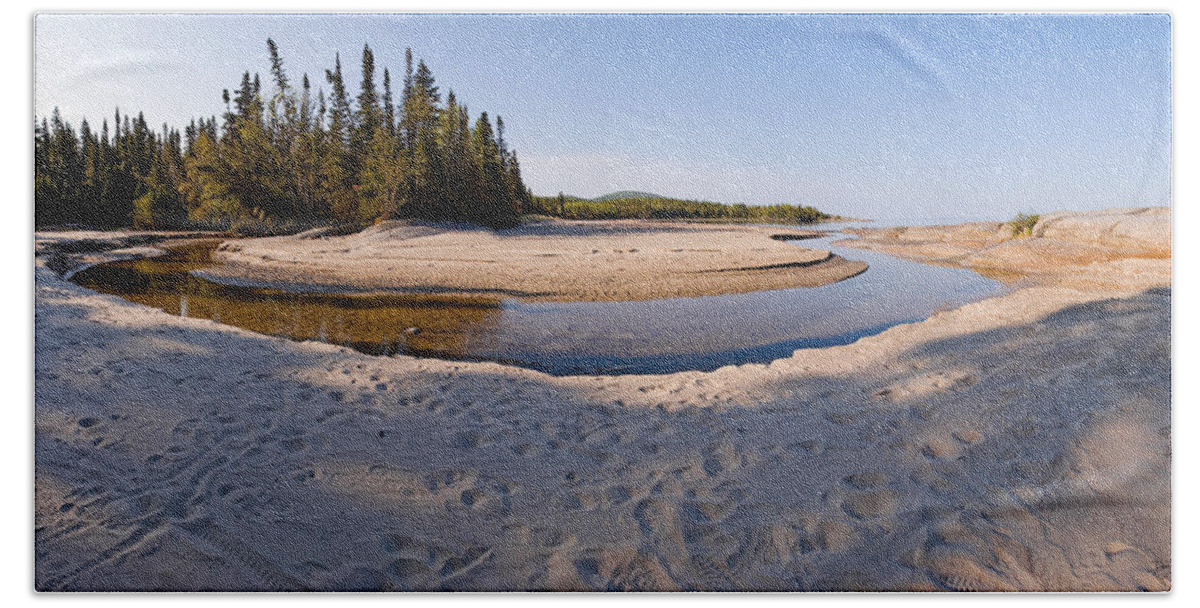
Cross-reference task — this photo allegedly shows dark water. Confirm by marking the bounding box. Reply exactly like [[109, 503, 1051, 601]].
[[70, 229, 1005, 376]]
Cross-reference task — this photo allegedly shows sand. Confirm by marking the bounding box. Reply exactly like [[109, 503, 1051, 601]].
[[841, 207, 1171, 291], [34, 208, 1170, 591], [198, 220, 867, 302]]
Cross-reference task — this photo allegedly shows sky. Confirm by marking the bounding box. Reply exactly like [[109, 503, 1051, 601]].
[[34, 13, 1171, 222]]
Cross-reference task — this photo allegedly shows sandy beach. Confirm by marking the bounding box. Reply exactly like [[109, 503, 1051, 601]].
[[34, 208, 1170, 591], [198, 220, 867, 302]]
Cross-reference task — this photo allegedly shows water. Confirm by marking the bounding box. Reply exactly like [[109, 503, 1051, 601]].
[[70, 228, 1005, 376]]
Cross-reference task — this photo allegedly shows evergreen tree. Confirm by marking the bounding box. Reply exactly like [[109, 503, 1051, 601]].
[[133, 132, 186, 228], [470, 112, 517, 228], [496, 115, 508, 172], [436, 91, 471, 220], [294, 73, 321, 217], [33, 117, 55, 226], [352, 44, 380, 158], [506, 150, 531, 214], [37, 40, 536, 231], [399, 56, 442, 219], [382, 68, 395, 138], [358, 123, 405, 223], [322, 53, 357, 221]]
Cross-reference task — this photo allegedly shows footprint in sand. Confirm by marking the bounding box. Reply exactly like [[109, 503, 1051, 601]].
[[606, 486, 634, 506], [650, 476, 685, 498], [727, 523, 799, 573], [925, 551, 1017, 592], [380, 534, 493, 590], [815, 520, 856, 553], [454, 430, 491, 450], [683, 500, 736, 524], [536, 528, 576, 549], [563, 490, 600, 511], [633, 498, 682, 538], [843, 472, 890, 490], [279, 437, 308, 454], [841, 490, 897, 520], [921, 438, 962, 461], [952, 429, 984, 445], [292, 468, 320, 483], [74, 416, 110, 447], [573, 548, 678, 592], [700, 441, 742, 477]]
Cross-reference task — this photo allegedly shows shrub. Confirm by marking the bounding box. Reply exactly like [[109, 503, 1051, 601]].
[[1008, 212, 1040, 238]]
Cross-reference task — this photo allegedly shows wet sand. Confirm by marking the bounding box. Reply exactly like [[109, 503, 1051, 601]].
[[34, 208, 1170, 591]]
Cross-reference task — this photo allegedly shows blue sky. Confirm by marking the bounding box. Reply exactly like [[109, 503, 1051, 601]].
[[34, 13, 1171, 221]]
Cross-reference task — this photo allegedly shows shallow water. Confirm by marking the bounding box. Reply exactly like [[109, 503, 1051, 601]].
[[70, 228, 1005, 376]]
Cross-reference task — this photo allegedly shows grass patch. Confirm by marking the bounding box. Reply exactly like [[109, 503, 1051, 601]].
[[1007, 212, 1040, 238]]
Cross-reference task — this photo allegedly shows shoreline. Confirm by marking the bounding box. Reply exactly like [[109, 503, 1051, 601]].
[[35, 207, 1171, 591], [837, 207, 1170, 291], [198, 219, 870, 303]]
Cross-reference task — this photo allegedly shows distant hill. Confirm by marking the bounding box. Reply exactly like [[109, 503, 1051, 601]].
[[591, 191, 664, 202]]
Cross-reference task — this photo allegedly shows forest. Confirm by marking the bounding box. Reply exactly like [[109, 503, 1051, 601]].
[[34, 39, 531, 232], [528, 192, 832, 223]]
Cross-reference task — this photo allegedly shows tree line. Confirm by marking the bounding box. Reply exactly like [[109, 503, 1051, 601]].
[[35, 39, 531, 231], [528, 193, 832, 224]]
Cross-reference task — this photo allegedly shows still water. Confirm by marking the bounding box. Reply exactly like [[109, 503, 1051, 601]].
[[70, 228, 1006, 376]]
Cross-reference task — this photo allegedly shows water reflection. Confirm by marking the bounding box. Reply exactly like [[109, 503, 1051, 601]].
[[485, 230, 1007, 374], [70, 232, 1006, 376], [71, 241, 505, 360]]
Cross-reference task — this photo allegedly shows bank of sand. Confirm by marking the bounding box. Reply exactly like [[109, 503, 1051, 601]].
[[34, 208, 1169, 591], [198, 220, 867, 301]]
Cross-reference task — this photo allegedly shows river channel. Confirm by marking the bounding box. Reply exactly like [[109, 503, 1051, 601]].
[[70, 227, 1006, 375]]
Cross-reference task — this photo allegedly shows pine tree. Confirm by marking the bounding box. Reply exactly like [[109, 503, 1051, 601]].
[[470, 112, 516, 228], [266, 38, 296, 134], [133, 133, 186, 229], [323, 53, 357, 221], [496, 115, 508, 172], [352, 44, 380, 158], [382, 68, 395, 138], [294, 73, 321, 217], [358, 123, 405, 223], [33, 117, 55, 226], [49, 108, 84, 224], [399, 55, 443, 220], [37, 40, 534, 231], [506, 150, 531, 214], [437, 91, 471, 220]]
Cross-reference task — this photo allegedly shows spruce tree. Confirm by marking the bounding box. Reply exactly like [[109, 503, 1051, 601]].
[[37, 39, 534, 231], [399, 56, 442, 220], [470, 112, 516, 228], [358, 123, 404, 223], [382, 68, 395, 139], [323, 53, 357, 221], [353, 44, 380, 156]]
